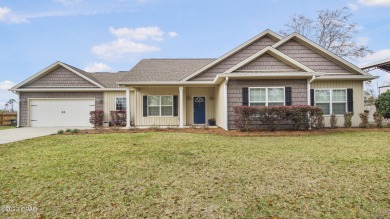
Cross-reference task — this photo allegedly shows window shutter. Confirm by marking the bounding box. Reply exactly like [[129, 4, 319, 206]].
[[285, 87, 292, 106], [143, 96, 147, 117], [242, 87, 249, 106], [173, 95, 178, 116], [310, 89, 315, 106], [347, 89, 353, 113]]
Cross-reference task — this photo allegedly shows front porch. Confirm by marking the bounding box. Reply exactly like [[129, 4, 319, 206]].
[[125, 86, 226, 129]]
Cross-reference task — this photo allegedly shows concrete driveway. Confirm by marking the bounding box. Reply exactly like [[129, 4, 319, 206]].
[[0, 127, 91, 144]]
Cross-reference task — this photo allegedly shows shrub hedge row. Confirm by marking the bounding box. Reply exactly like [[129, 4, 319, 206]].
[[89, 111, 104, 127], [110, 110, 127, 127], [234, 105, 324, 131]]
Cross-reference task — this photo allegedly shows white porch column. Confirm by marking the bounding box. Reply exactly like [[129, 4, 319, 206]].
[[224, 77, 229, 131], [126, 87, 131, 129], [179, 86, 184, 128]]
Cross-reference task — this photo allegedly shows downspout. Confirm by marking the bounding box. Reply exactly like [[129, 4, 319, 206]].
[[14, 91, 20, 128], [307, 76, 316, 130], [307, 76, 316, 105], [224, 77, 229, 131]]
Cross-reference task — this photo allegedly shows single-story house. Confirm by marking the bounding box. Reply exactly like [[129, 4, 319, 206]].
[[361, 58, 390, 94], [10, 29, 378, 129]]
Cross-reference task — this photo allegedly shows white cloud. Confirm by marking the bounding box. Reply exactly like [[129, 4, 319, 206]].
[[91, 38, 160, 61], [0, 7, 28, 24], [347, 3, 359, 10], [358, 0, 390, 6], [0, 80, 15, 90], [109, 26, 164, 42], [92, 26, 177, 61], [84, 62, 112, 72], [168, 32, 178, 37], [12, 2, 134, 21]]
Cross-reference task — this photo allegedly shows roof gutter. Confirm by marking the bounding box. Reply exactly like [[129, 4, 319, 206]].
[[315, 75, 379, 81], [9, 88, 130, 92], [116, 81, 219, 86]]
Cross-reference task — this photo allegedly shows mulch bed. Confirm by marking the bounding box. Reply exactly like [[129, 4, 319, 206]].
[[73, 127, 390, 137]]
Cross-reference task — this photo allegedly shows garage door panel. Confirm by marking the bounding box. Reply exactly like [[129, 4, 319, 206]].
[[30, 99, 94, 127]]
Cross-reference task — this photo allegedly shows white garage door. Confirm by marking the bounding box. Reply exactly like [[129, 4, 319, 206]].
[[30, 99, 95, 127]]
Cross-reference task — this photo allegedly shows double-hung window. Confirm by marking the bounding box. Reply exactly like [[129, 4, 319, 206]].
[[147, 96, 173, 116], [315, 89, 346, 115], [249, 87, 284, 106], [115, 97, 126, 111]]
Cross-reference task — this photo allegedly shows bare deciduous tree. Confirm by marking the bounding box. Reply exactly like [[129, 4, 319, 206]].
[[280, 7, 372, 59], [5, 99, 16, 112]]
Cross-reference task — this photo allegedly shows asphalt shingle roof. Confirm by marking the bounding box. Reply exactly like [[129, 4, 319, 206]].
[[120, 59, 215, 82], [89, 72, 129, 88], [62, 62, 129, 88]]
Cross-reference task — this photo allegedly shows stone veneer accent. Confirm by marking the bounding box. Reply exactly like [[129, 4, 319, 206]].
[[227, 79, 307, 129], [19, 92, 103, 126]]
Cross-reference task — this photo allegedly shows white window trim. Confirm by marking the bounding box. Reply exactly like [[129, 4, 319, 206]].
[[147, 95, 174, 117], [249, 87, 285, 106], [115, 96, 127, 111], [314, 88, 347, 115]]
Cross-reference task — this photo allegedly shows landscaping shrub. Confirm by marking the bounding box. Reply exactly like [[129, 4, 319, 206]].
[[71, 129, 79, 134], [359, 112, 369, 128], [234, 105, 324, 131], [343, 112, 353, 128], [57, 130, 64, 134], [65, 128, 71, 132], [330, 114, 338, 129], [89, 111, 104, 127], [373, 112, 384, 128], [375, 91, 390, 118], [110, 110, 126, 126]]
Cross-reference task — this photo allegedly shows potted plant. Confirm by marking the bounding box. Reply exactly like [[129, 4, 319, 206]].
[[208, 118, 216, 126]]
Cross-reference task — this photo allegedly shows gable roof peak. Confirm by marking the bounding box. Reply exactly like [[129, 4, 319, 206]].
[[10, 61, 105, 90], [272, 32, 370, 76], [181, 29, 283, 81], [224, 46, 314, 73]]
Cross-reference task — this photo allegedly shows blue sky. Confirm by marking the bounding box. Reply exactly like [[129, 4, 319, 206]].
[[1, 0, 390, 109]]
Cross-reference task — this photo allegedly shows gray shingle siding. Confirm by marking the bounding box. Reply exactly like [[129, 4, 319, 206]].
[[191, 36, 277, 81], [227, 79, 307, 129], [19, 92, 103, 126], [238, 53, 298, 72], [23, 66, 98, 88], [277, 40, 350, 73]]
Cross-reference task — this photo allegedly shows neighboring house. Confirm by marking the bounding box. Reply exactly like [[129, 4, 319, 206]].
[[378, 84, 390, 94], [10, 29, 377, 129], [361, 58, 390, 94]]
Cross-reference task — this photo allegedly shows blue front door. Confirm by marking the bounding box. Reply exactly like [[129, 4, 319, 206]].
[[193, 97, 206, 124]]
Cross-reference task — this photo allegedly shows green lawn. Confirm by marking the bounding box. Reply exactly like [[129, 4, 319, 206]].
[[0, 126, 14, 130], [1, 131, 389, 218]]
